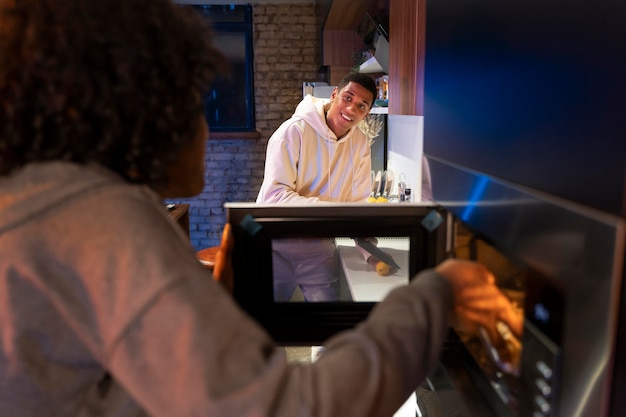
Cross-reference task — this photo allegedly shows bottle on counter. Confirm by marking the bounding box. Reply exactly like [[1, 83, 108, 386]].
[[381, 75, 389, 101], [398, 173, 406, 202], [404, 188, 412, 203]]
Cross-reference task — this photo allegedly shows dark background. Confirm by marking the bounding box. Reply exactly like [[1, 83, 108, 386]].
[[423, 0, 626, 218]]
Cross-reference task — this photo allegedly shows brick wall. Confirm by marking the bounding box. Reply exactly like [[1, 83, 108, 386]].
[[169, 2, 320, 251]]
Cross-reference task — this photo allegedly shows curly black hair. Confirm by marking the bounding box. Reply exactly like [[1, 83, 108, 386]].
[[337, 72, 378, 108], [0, 0, 226, 186]]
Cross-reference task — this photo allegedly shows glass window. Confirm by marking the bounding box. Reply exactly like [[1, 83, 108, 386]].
[[190, 5, 255, 132]]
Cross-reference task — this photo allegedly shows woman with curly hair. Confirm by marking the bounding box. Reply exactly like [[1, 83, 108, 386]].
[[0, 0, 523, 416], [0, 0, 222, 196]]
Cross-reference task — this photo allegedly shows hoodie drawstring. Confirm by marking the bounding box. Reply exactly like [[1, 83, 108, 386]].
[[350, 137, 355, 199], [327, 128, 331, 200], [326, 125, 356, 201]]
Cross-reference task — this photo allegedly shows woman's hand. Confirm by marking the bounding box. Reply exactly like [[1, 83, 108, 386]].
[[212, 223, 234, 294], [436, 259, 524, 341]]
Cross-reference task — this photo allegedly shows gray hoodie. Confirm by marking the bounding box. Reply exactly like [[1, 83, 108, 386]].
[[0, 162, 453, 417]]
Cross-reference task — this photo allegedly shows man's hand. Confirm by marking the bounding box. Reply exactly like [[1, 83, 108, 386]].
[[212, 223, 234, 294]]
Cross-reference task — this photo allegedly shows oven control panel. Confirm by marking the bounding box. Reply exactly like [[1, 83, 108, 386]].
[[519, 321, 561, 417]]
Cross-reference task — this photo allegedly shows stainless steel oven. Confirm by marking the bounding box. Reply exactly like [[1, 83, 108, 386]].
[[225, 169, 625, 416], [421, 158, 625, 417], [421, 0, 626, 413]]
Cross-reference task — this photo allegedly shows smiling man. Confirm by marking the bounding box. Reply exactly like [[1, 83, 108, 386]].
[[256, 72, 376, 204], [256, 72, 377, 302]]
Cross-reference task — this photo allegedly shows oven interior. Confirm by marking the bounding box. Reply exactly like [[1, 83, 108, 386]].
[[417, 219, 564, 417]]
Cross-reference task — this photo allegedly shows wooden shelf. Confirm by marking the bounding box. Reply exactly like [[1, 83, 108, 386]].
[[322, 0, 384, 85], [322, 0, 424, 115], [324, 0, 374, 30], [388, 0, 425, 115]]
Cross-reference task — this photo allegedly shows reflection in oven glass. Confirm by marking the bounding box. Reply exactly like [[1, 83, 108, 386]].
[[271, 237, 410, 303]]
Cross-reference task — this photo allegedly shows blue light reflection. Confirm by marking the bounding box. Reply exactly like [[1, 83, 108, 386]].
[[461, 175, 490, 222]]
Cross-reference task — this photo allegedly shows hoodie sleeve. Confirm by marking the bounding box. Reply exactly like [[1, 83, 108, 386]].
[[256, 119, 322, 204], [108, 261, 454, 417]]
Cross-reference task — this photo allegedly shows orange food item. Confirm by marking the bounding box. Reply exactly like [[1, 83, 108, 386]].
[[376, 261, 392, 276]]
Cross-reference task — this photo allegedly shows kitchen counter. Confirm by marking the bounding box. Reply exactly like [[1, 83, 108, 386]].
[[336, 237, 410, 302], [336, 237, 417, 416]]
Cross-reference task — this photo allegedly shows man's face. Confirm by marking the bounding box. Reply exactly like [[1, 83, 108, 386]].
[[326, 81, 374, 139]]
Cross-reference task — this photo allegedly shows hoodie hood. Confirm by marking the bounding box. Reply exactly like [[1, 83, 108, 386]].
[[293, 95, 360, 144], [0, 162, 160, 235], [0, 163, 112, 233]]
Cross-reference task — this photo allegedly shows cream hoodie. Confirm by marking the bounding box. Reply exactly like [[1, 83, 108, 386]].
[[257, 95, 372, 203]]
